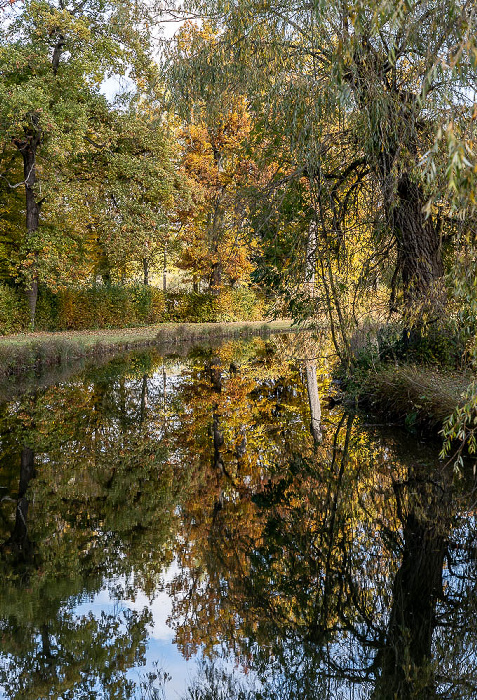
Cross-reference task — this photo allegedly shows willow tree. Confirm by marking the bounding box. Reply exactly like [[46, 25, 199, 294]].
[[164, 0, 477, 330]]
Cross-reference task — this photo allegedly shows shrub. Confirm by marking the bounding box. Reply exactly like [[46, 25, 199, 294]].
[[361, 364, 470, 429], [35, 286, 59, 330], [148, 287, 166, 323], [35, 284, 167, 331], [164, 287, 264, 323], [0, 285, 29, 334], [214, 287, 265, 322], [377, 320, 468, 368], [164, 291, 216, 323], [0, 283, 264, 334]]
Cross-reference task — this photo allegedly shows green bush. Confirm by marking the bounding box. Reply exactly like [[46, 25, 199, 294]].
[[0, 285, 29, 334], [215, 287, 265, 321], [164, 287, 264, 323], [35, 286, 59, 331], [0, 283, 264, 334], [377, 320, 468, 368], [164, 291, 216, 322], [34, 284, 167, 331]]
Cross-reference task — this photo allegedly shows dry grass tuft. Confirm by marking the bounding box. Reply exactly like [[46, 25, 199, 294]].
[[361, 364, 472, 428]]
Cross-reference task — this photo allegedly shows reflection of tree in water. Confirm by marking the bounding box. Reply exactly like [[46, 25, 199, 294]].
[[167, 338, 323, 660], [2, 338, 477, 699], [170, 359, 477, 700], [0, 352, 185, 699]]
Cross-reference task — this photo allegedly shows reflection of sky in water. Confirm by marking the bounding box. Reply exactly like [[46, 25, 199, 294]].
[[0, 562, 200, 700], [73, 562, 199, 699], [69, 562, 257, 700]]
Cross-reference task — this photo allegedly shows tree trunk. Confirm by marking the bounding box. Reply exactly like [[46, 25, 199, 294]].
[[163, 246, 167, 291], [305, 221, 317, 288], [392, 175, 444, 313], [209, 261, 222, 294], [14, 120, 42, 328], [143, 257, 149, 286], [101, 270, 111, 286]]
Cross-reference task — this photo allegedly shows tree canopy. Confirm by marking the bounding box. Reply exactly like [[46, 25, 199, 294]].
[[1, 0, 476, 346]]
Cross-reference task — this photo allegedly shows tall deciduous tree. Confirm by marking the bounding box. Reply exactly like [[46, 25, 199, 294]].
[[75, 102, 189, 285], [0, 0, 152, 324], [169, 23, 258, 292]]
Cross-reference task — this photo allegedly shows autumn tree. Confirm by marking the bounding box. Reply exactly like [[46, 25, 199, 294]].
[[75, 101, 189, 286], [164, 0, 477, 329], [169, 23, 257, 292], [0, 0, 154, 324]]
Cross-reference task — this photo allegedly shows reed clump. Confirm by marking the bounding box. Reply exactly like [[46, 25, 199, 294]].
[[355, 364, 471, 429]]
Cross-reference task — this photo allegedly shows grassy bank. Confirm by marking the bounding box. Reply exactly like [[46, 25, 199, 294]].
[[0, 320, 293, 376], [346, 363, 473, 431]]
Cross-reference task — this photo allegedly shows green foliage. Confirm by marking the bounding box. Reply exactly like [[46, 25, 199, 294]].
[[0, 0, 187, 322], [348, 362, 470, 432], [166, 0, 477, 373], [377, 321, 469, 368], [0, 284, 29, 334], [440, 382, 477, 469], [214, 287, 265, 322], [0, 284, 265, 334], [35, 285, 165, 330], [164, 287, 264, 323]]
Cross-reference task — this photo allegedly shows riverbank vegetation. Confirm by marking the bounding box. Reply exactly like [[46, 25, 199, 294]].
[[0, 320, 290, 376], [1, 0, 477, 447]]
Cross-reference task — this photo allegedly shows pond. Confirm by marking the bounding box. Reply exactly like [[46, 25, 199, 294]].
[[0, 333, 476, 700]]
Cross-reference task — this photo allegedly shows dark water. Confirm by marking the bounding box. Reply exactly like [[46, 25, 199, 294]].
[[0, 334, 476, 700]]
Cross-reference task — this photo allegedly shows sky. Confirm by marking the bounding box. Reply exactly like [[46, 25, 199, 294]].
[[101, 16, 186, 102]]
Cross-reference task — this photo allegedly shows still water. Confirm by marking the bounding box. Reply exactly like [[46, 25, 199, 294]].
[[0, 333, 476, 700]]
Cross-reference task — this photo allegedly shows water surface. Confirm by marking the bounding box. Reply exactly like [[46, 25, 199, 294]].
[[0, 334, 476, 699]]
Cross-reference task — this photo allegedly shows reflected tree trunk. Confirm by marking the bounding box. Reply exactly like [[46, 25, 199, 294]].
[[234, 428, 247, 462], [212, 414, 225, 474], [118, 375, 127, 429], [308, 414, 352, 643], [139, 374, 148, 425], [208, 358, 222, 394], [4, 447, 36, 556], [207, 358, 225, 474], [373, 473, 450, 700], [305, 360, 322, 444], [40, 623, 53, 661]]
